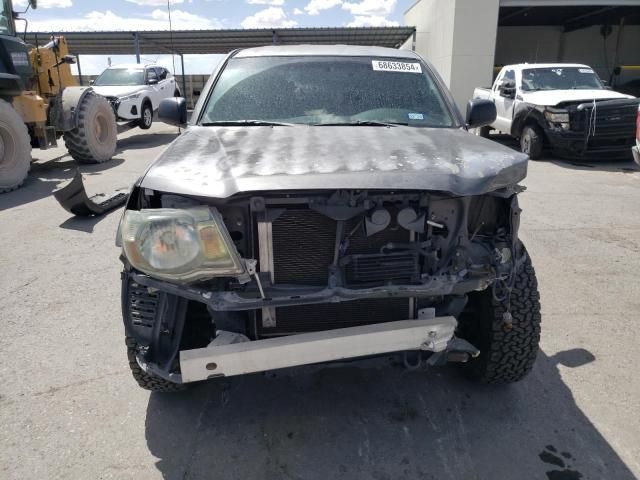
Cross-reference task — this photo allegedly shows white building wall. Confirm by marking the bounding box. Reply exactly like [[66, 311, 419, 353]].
[[404, 0, 501, 111]]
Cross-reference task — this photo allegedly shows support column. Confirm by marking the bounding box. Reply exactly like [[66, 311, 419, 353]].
[[180, 53, 187, 102], [405, 0, 500, 111], [133, 32, 141, 64], [76, 53, 83, 86]]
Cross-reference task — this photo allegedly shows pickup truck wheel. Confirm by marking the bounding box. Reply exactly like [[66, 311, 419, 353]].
[[139, 102, 153, 130], [520, 125, 544, 160], [456, 243, 541, 384], [125, 337, 187, 392], [0, 99, 31, 193]]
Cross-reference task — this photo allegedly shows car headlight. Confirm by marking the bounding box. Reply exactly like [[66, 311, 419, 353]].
[[121, 207, 245, 283], [544, 110, 570, 129], [120, 93, 141, 102]]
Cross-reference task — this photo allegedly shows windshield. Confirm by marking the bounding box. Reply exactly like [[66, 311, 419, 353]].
[[521, 67, 604, 91], [1, 0, 14, 35], [94, 68, 145, 86], [201, 56, 455, 127]]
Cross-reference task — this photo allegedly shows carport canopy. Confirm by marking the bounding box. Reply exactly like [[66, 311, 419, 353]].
[[24, 27, 416, 56]]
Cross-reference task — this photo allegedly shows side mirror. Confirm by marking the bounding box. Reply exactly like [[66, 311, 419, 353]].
[[159, 97, 187, 126], [466, 98, 497, 129], [29, 0, 38, 9], [148, 78, 159, 85]]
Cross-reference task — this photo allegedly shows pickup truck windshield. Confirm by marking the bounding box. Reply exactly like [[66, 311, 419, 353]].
[[0, 0, 14, 35], [521, 67, 603, 91], [95, 68, 145, 86], [201, 56, 455, 127]]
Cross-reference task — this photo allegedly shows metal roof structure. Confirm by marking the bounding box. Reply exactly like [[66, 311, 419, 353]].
[[24, 27, 416, 56]]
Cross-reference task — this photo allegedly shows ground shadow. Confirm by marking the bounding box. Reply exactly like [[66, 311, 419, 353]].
[[58, 206, 123, 233], [0, 158, 125, 212], [116, 132, 179, 153], [144, 348, 636, 480], [488, 133, 639, 173]]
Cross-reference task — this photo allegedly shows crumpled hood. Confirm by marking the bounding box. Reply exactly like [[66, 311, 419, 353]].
[[521, 89, 634, 107], [91, 85, 145, 98], [140, 126, 528, 198]]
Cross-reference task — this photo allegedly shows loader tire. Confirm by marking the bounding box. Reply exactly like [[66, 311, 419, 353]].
[[126, 337, 187, 393], [457, 242, 541, 384], [64, 91, 117, 164], [0, 99, 31, 193]]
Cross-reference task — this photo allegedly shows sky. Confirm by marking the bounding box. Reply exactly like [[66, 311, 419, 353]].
[[15, 0, 415, 75]]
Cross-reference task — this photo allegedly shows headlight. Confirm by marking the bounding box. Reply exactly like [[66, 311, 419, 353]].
[[120, 93, 141, 102], [121, 207, 245, 283], [544, 110, 570, 127]]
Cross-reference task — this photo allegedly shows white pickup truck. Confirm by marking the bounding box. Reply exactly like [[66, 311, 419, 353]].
[[473, 63, 639, 160]]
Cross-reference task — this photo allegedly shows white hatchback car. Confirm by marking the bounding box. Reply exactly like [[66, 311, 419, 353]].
[[91, 64, 180, 129]]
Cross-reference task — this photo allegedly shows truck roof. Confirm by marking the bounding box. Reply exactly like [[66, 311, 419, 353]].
[[234, 44, 421, 60], [500, 63, 592, 71]]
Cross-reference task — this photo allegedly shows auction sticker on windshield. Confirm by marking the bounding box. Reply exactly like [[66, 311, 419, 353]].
[[372, 60, 422, 73]]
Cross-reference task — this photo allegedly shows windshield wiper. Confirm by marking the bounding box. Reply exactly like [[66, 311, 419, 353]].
[[201, 120, 294, 127], [313, 120, 405, 127]]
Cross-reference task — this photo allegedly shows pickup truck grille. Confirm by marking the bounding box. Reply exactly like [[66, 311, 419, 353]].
[[260, 206, 413, 335], [569, 101, 637, 152]]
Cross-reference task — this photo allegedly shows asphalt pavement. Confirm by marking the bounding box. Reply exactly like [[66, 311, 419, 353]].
[[1, 123, 639, 480]]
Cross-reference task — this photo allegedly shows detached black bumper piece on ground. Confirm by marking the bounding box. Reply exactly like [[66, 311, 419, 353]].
[[54, 170, 128, 216]]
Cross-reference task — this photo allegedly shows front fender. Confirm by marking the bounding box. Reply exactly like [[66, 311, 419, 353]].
[[511, 102, 545, 137]]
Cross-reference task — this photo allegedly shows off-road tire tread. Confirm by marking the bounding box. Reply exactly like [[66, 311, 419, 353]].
[[63, 91, 116, 164], [460, 245, 541, 384], [0, 99, 31, 193], [125, 337, 187, 392]]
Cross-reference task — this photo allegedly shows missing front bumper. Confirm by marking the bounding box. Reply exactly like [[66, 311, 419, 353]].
[[179, 316, 458, 382]]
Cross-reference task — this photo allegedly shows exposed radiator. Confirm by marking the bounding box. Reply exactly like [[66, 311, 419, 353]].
[[260, 207, 413, 335]]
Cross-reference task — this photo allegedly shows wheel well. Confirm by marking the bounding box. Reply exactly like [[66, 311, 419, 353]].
[[141, 97, 152, 110]]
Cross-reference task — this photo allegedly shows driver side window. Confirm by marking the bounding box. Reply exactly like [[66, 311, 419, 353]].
[[503, 69, 515, 86]]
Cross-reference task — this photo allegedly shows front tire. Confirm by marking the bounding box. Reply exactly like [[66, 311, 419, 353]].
[[139, 102, 153, 130], [125, 337, 187, 392], [520, 125, 544, 160], [457, 243, 541, 384], [64, 91, 117, 164], [0, 99, 31, 193]]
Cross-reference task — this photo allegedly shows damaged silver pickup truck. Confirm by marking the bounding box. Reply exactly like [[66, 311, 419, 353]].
[[118, 45, 541, 392]]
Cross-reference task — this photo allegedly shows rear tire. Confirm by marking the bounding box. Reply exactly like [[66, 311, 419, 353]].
[[457, 243, 541, 384], [0, 99, 31, 193], [139, 102, 153, 130], [520, 125, 544, 160], [125, 337, 187, 392], [64, 91, 117, 164]]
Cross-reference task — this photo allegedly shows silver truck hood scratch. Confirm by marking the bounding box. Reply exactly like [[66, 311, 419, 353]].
[[140, 126, 528, 198]]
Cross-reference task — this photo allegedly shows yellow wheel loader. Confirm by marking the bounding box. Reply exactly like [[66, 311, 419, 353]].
[[1, 0, 117, 192]]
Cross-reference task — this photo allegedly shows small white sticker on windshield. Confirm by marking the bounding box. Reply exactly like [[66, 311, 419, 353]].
[[579, 68, 594, 74], [372, 60, 422, 73], [408, 113, 424, 120]]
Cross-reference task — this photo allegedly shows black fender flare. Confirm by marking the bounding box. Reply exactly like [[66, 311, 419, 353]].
[[141, 96, 153, 113], [511, 103, 546, 138]]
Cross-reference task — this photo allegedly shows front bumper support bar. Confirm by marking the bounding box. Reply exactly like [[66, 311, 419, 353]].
[[179, 317, 458, 382]]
